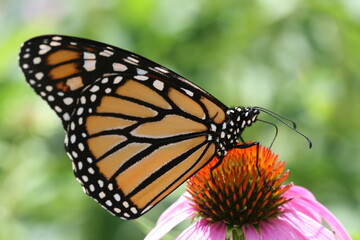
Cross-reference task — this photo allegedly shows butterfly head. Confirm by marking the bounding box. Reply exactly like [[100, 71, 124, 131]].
[[226, 107, 260, 128], [214, 107, 259, 157]]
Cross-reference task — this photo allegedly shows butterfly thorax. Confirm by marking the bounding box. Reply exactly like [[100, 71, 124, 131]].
[[212, 107, 260, 158]]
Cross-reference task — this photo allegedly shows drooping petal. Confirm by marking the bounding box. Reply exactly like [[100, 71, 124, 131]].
[[206, 221, 226, 240], [283, 198, 322, 223], [243, 224, 260, 240], [176, 218, 226, 240], [304, 199, 351, 240], [176, 221, 198, 240], [283, 186, 350, 239], [259, 217, 308, 240], [145, 194, 194, 240], [281, 210, 339, 240], [157, 192, 194, 226]]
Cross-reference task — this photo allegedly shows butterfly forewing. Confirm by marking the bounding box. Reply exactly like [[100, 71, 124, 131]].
[[19, 35, 230, 219], [19, 35, 227, 129]]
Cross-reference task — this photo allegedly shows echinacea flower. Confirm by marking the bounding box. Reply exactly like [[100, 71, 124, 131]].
[[145, 145, 350, 240]]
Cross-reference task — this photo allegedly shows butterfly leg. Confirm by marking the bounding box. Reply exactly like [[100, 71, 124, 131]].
[[210, 142, 259, 178], [210, 157, 224, 172], [234, 142, 271, 188]]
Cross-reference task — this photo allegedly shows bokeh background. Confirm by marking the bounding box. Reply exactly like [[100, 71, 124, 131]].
[[1, 0, 359, 239]]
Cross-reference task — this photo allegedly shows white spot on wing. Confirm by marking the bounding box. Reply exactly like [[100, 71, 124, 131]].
[[113, 76, 123, 84], [99, 192, 106, 198], [124, 56, 139, 65], [77, 107, 84, 115], [181, 88, 194, 97], [113, 63, 128, 72], [114, 194, 121, 201], [80, 96, 86, 104], [39, 44, 51, 55], [63, 97, 73, 105], [100, 49, 114, 57], [78, 143, 84, 151], [84, 60, 96, 71], [90, 94, 97, 102], [84, 52, 96, 59], [127, 56, 139, 63], [35, 72, 44, 80], [82, 175, 88, 182], [52, 36, 62, 41], [123, 201, 129, 208], [90, 85, 100, 92], [63, 113, 70, 121], [134, 75, 148, 81], [88, 167, 95, 174], [153, 80, 164, 91], [98, 180, 104, 188], [54, 106, 62, 112], [130, 207, 137, 214], [137, 68, 148, 75], [50, 41, 61, 46], [154, 67, 169, 73]]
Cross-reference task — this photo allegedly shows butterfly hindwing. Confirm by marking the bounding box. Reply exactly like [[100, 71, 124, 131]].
[[66, 74, 223, 218]]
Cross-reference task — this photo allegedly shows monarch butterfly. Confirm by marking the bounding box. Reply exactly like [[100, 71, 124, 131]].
[[19, 35, 310, 220]]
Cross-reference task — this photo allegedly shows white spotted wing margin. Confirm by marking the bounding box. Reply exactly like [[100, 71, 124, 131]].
[[65, 74, 225, 219]]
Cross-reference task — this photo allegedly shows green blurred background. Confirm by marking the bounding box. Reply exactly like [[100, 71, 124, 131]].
[[1, 0, 359, 239]]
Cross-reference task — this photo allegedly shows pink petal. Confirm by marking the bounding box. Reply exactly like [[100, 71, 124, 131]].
[[145, 204, 193, 240], [176, 221, 198, 240], [243, 224, 260, 240], [284, 197, 322, 223], [284, 186, 351, 240], [157, 192, 194, 226], [304, 199, 351, 240], [259, 218, 308, 240], [176, 219, 226, 240], [281, 210, 338, 240], [285, 185, 317, 202]]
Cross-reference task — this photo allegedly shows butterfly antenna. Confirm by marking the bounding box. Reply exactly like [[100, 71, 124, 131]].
[[257, 119, 278, 152], [254, 106, 297, 129], [254, 107, 312, 149]]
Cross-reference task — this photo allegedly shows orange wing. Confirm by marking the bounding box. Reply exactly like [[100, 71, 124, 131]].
[[19, 35, 230, 219], [66, 75, 226, 219]]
